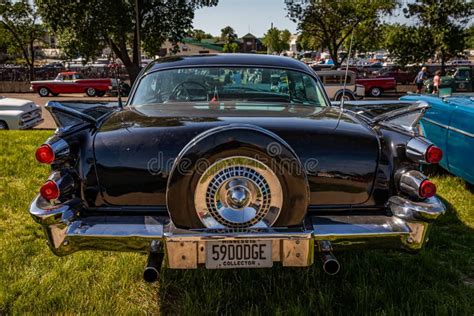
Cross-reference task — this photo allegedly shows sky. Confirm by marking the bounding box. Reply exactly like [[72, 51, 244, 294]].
[[193, 0, 298, 38], [193, 0, 412, 38]]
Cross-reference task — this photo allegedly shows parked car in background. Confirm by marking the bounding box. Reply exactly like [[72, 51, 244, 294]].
[[30, 55, 445, 280], [375, 68, 415, 85], [356, 77, 397, 97], [317, 70, 365, 100], [400, 94, 474, 184], [358, 62, 383, 74], [309, 63, 336, 72], [30, 71, 112, 97], [447, 60, 472, 66], [0, 97, 43, 129], [425, 67, 473, 93]]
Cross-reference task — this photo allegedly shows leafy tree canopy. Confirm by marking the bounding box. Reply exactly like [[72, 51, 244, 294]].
[[467, 25, 474, 49], [286, 0, 396, 66], [220, 26, 237, 44], [262, 27, 291, 54], [383, 23, 435, 66], [0, 0, 45, 79], [403, 0, 473, 72], [191, 29, 214, 41], [223, 42, 239, 53], [35, 0, 218, 83]]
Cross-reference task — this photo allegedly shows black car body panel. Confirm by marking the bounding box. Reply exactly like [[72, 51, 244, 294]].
[[92, 105, 380, 208]]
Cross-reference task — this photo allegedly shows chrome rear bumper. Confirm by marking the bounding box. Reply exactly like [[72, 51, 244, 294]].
[[29, 195, 445, 268]]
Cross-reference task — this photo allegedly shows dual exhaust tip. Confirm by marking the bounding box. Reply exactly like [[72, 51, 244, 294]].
[[320, 252, 341, 275], [143, 248, 340, 282], [143, 252, 164, 283]]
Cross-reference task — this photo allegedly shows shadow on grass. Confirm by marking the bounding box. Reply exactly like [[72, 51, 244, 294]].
[[157, 201, 473, 315]]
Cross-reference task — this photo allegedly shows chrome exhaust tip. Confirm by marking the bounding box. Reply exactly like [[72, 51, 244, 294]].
[[320, 252, 340, 275], [143, 252, 164, 283]]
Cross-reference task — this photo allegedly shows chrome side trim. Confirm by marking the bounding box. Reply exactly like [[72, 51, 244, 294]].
[[399, 170, 427, 199], [423, 117, 474, 138], [406, 137, 433, 163], [47, 137, 70, 163], [422, 117, 448, 129]]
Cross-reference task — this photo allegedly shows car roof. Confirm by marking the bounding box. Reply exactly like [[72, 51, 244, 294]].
[[143, 54, 314, 75]]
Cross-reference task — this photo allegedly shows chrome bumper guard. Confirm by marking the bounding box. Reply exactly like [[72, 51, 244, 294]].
[[29, 195, 445, 268]]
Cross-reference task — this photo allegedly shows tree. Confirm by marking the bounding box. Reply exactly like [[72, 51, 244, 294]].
[[297, 32, 320, 52], [220, 26, 237, 44], [36, 0, 218, 84], [286, 0, 397, 67], [191, 29, 213, 42], [404, 0, 474, 73], [262, 27, 291, 54], [384, 24, 435, 66], [223, 42, 238, 53], [467, 25, 474, 49], [346, 20, 385, 54], [0, 0, 45, 80]]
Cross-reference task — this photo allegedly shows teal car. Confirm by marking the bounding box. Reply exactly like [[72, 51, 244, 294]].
[[400, 94, 474, 184]]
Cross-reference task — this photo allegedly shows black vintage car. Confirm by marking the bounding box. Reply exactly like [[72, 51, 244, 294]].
[[30, 54, 445, 281]]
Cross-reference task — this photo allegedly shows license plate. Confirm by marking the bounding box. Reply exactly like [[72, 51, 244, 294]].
[[205, 240, 272, 269]]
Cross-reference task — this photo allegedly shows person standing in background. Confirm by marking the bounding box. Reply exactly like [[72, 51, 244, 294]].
[[432, 70, 441, 95], [414, 67, 428, 94]]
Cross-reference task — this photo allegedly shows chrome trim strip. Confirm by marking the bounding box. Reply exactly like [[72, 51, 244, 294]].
[[29, 193, 446, 259], [422, 117, 448, 129], [448, 125, 474, 138], [406, 137, 433, 164], [422, 117, 474, 138], [399, 170, 427, 199]]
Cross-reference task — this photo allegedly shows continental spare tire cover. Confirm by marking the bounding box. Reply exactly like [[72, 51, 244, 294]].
[[166, 124, 309, 229]]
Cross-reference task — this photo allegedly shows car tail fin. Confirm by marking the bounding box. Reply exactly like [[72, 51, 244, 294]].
[[46, 101, 119, 133], [343, 100, 430, 133]]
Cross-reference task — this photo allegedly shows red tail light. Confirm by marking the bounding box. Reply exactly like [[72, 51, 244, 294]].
[[419, 180, 436, 199], [35, 144, 55, 164], [40, 180, 60, 201], [426, 146, 443, 164]]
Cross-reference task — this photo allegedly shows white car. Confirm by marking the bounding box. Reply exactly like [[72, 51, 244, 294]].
[[0, 97, 43, 130], [316, 70, 365, 101]]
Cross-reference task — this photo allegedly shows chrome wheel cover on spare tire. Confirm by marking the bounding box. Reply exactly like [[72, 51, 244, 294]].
[[194, 156, 283, 229], [166, 124, 310, 229]]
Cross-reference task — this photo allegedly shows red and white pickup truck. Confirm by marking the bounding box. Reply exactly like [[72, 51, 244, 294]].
[[356, 77, 397, 97], [30, 72, 112, 97]]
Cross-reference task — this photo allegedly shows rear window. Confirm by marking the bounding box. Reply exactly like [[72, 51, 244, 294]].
[[130, 66, 328, 107]]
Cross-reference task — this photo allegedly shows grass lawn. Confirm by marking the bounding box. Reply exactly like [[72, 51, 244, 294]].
[[1, 130, 473, 315]]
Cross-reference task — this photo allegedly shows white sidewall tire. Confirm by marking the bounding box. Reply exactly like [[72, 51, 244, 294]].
[[39, 87, 49, 97], [86, 87, 96, 97]]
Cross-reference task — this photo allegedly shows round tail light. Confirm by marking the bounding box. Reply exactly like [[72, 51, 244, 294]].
[[419, 180, 436, 199], [35, 144, 55, 164], [426, 145, 443, 164], [40, 180, 60, 201]]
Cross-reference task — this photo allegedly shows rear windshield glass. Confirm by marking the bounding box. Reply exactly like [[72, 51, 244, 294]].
[[129, 67, 328, 107]]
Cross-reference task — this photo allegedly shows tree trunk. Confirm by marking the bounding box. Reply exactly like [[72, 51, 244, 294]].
[[328, 45, 339, 68], [125, 63, 141, 86], [109, 39, 141, 85], [29, 39, 35, 81], [440, 51, 446, 76], [330, 36, 340, 68]]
